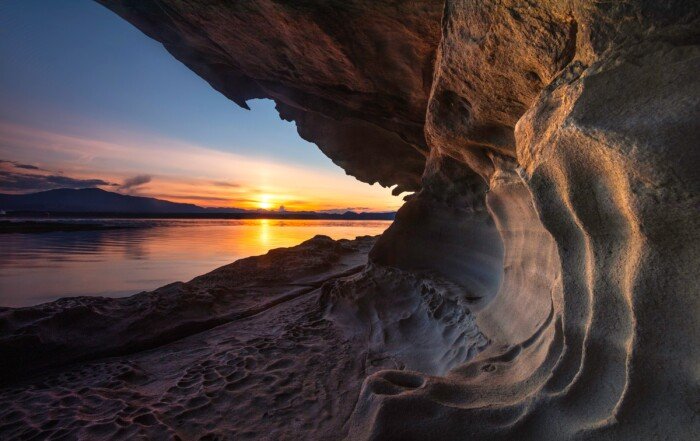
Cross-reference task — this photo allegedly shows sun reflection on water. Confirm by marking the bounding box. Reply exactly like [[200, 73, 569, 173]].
[[0, 219, 391, 307], [258, 218, 270, 246]]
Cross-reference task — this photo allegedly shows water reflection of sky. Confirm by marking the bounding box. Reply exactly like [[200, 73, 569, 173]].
[[0, 219, 390, 307]]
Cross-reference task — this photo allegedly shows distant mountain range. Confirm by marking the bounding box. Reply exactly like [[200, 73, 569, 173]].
[[0, 188, 395, 220]]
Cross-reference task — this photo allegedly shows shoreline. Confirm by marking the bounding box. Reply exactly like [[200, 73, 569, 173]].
[[1, 211, 396, 221], [0, 220, 146, 234], [0, 235, 377, 380], [0, 234, 379, 439], [0, 217, 392, 234]]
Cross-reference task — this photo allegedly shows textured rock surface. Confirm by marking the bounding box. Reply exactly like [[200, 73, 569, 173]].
[[348, 2, 699, 440], [0, 238, 374, 440], [0, 235, 372, 383], [95, 0, 446, 193], [0, 237, 380, 440], [347, 1, 699, 439], [2, 0, 698, 440]]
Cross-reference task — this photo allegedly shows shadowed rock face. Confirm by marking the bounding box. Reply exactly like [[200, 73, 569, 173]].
[[96, 0, 445, 193], [51, 0, 700, 439]]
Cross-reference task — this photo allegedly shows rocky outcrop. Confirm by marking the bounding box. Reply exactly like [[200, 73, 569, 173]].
[[0, 237, 377, 440], [345, 1, 699, 439], [3, 0, 696, 439], [0, 236, 373, 382]]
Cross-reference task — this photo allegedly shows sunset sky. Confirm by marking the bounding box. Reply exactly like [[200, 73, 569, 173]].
[[0, 0, 403, 212]]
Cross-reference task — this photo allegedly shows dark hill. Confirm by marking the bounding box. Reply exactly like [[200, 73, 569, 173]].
[[0, 188, 209, 214]]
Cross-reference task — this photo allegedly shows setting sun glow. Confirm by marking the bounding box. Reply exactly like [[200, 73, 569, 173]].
[[257, 194, 273, 210], [0, 121, 404, 213]]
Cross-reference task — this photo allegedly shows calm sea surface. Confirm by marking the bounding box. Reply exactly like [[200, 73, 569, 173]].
[[0, 219, 390, 307]]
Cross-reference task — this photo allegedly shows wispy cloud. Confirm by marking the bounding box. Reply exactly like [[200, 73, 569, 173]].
[[0, 159, 43, 171], [14, 163, 41, 170], [0, 158, 116, 193], [212, 181, 241, 188], [157, 194, 231, 202], [120, 174, 152, 191], [0, 170, 114, 192], [0, 121, 403, 211]]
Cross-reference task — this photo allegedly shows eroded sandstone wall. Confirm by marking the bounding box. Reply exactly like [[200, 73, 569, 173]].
[[97, 1, 700, 439], [348, 2, 698, 439]]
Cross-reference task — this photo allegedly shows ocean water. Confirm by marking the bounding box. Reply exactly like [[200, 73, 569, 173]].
[[0, 219, 390, 307]]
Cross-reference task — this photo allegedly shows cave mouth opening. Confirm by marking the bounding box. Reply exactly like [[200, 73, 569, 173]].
[[0, 0, 410, 217]]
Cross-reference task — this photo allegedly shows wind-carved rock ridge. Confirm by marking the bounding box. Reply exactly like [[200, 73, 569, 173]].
[[343, 2, 698, 439], [2, 0, 696, 439], [342, 1, 698, 438]]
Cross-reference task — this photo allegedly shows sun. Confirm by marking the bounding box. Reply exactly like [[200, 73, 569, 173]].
[[257, 194, 273, 210]]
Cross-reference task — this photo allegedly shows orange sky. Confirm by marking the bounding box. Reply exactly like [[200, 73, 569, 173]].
[[0, 121, 406, 212], [0, 2, 410, 213]]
